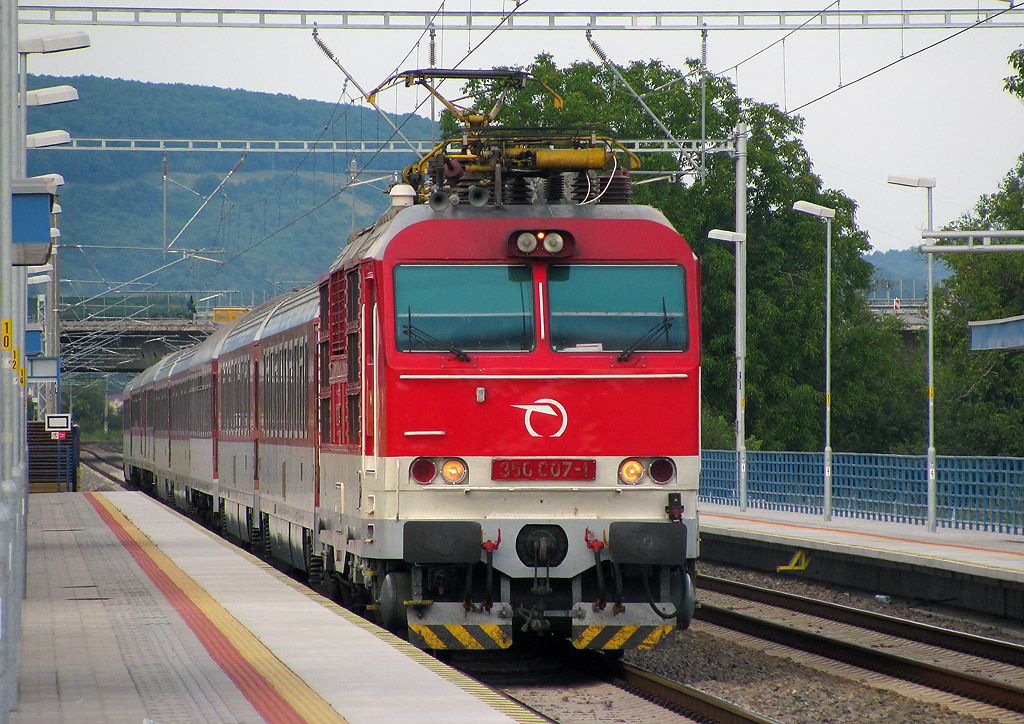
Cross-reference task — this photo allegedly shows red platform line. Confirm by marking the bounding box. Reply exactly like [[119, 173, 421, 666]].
[[85, 493, 313, 724]]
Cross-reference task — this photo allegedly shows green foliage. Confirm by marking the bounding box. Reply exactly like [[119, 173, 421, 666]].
[[701, 402, 734, 450], [447, 54, 920, 453], [1005, 46, 1024, 101], [61, 380, 117, 434], [935, 153, 1024, 456]]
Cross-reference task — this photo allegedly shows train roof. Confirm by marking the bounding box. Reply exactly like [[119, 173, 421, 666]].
[[216, 286, 318, 356], [129, 347, 190, 391], [218, 295, 288, 356], [260, 286, 318, 340], [329, 202, 679, 273]]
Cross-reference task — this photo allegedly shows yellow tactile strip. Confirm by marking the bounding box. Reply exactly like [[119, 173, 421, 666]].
[[103, 492, 546, 723], [87, 492, 346, 724]]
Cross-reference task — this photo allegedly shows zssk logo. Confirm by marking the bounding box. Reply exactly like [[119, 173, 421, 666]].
[[511, 398, 568, 438]]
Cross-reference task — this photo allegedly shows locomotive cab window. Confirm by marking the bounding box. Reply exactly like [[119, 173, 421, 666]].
[[394, 265, 534, 353], [548, 265, 688, 354]]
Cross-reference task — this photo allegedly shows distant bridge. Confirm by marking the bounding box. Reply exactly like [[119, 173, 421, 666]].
[[61, 317, 216, 373], [867, 297, 927, 331], [55, 291, 245, 373]]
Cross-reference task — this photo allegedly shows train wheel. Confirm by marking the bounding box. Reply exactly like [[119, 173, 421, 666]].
[[261, 514, 272, 559], [308, 554, 324, 587], [248, 523, 261, 552], [378, 572, 411, 635], [319, 571, 341, 601], [338, 579, 357, 608]]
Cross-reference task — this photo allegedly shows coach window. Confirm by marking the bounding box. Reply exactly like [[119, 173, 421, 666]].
[[394, 265, 534, 353], [547, 265, 688, 354]]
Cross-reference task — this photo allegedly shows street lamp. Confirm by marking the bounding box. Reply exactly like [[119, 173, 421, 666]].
[[17, 32, 88, 423], [887, 174, 937, 532], [793, 200, 836, 521], [709, 229, 748, 509]]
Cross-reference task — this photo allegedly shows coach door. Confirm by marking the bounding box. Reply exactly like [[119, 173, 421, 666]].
[[363, 272, 377, 477], [252, 351, 260, 491]]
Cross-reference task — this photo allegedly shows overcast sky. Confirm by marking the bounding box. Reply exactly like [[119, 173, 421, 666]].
[[19, 0, 1024, 254]]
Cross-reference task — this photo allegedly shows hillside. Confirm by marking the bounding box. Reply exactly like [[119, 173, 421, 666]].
[[27, 75, 433, 297], [864, 248, 952, 299]]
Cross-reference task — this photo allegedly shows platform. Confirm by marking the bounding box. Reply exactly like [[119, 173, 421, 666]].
[[14, 492, 541, 723], [699, 503, 1024, 619]]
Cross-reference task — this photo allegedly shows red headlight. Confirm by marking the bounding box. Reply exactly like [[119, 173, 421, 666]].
[[411, 458, 436, 484]]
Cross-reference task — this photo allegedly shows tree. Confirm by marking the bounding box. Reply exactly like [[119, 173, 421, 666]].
[[62, 379, 107, 434], [1005, 45, 1023, 100], [935, 152, 1024, 456], [928, 49, 1024, 457], [443, 55, 921, 452]]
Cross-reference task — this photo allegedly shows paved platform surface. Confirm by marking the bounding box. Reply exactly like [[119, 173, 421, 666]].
[[700, 503, 1024, 584], [14, 492, 539, 724]]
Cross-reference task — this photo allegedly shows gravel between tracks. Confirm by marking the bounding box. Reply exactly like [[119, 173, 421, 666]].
[[627, 625, 1002, 724], [77, 457, 125, 492], [623, 561, 1023, 723]]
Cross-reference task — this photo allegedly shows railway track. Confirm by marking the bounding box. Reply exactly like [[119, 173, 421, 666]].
[[454, 645, 777, 723], [79, 442, 127, 488], [696, 574, 1024, 718], [617, 663, 779, 723]]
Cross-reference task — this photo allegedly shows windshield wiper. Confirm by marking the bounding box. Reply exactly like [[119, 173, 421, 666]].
[[617, 299, 673, 362], [403, 308, 471, 362]]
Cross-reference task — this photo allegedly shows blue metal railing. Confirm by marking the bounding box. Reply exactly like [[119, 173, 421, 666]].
[[699, 450, 1023, 535], [833, 453, 927, 525]]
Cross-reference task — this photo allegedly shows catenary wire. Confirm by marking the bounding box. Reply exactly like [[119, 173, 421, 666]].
[[203, 0, 533, 283]]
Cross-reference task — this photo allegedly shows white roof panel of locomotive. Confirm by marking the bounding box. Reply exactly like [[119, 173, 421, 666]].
[[329, 202, 678, 274]]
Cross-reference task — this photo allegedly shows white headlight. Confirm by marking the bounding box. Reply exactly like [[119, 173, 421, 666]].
[[543, 232, 564, 254], [517, 232, 538, 253]]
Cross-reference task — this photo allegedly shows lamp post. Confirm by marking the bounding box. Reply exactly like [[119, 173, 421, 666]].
[[17, 31, 88, 422], [2, 1, 16, 486], [887, 175, 937, 531], [793, 200, 836, 521], [709, 228, 748, 509]]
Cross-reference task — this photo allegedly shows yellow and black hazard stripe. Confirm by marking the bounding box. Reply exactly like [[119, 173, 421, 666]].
[[409, 623, 513, 650], [571, 624, 674, 650]]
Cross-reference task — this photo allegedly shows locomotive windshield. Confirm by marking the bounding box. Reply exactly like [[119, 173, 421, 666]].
[[394, 265, 534, 353], [547, 265, 688, 353]]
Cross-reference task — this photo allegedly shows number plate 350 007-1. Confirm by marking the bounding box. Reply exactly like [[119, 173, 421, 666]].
[[491, 459, 596, 481]]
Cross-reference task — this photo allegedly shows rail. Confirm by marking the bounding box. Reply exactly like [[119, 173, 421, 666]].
[[696, 578, 1024, 715]]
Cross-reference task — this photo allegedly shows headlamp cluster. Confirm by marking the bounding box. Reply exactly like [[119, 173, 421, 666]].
[[509, 229, 574, 257], [618, 457, 676, 485], [411, 457, 469, 485]]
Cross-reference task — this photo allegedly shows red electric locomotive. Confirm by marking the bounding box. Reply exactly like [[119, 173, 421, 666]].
[[124, 70, 701, 652]]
